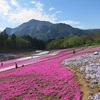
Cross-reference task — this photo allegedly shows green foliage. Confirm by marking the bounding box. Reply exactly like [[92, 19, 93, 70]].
[[0, 29, 100, 51], [0, 32, 45, 52], [46, 32, 100, 50], [16, 37, 30, 49], [23, 35, 45, 50], [85, 40, 93, 46], [0, 30, 8, 50], [68, 36, 83, 47], [11, 34, 16, 49], [46, 37, 64, 49], [63, 40, 69, 48]]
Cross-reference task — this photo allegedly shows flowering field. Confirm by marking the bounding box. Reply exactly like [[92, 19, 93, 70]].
[[62, 47, 100, 100], [0, 51, 51, 71], [0, 47, 100, 100], [0, 48, 81, 71], [0, 49, 81, 100]]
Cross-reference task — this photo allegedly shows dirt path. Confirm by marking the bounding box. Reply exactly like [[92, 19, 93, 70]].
[[62, 64, 90, 100]]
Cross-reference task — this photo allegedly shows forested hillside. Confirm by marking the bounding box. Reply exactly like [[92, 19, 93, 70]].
[[0, 29, 100, 52], [46, 32, 100, 49], [0, 30, 45, 52]]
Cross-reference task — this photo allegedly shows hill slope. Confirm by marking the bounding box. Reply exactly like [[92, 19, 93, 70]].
[[5, 19, 100, 41]]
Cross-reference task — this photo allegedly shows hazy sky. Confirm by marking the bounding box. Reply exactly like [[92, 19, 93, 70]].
[[0, 0, 100, 31]]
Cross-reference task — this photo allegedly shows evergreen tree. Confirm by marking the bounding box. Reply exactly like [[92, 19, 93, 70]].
[[11, 34, 16, 49]]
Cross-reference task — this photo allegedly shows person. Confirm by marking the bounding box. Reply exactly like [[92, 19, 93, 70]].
[[73, 49, 76, 54], [15, 62, 18, 68], [22, 65, 24, 67], [1, 62, 3, 66]]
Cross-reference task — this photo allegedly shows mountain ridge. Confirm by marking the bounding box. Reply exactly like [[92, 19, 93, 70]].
[[5, 19, 100, 41]]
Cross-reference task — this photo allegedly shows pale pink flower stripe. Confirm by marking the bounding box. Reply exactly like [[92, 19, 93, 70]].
[[0, 48, 80, 69], [0, 46, 99, 100]]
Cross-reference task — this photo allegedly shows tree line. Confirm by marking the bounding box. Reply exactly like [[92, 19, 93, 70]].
[[46, 32, 100, 49], [0, 30, 100, 51], [0, 30, 45, 52]]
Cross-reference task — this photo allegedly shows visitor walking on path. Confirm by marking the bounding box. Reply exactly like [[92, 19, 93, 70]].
[[1, 62, 3, 66], [73, 49, 76, 54], [15, 62, 18, 68]]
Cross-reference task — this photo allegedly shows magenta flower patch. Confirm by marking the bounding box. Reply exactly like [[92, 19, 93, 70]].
[[2, 47, 99, 99]]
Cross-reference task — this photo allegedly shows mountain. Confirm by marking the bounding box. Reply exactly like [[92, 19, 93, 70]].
[[5, 19, 100, 41]]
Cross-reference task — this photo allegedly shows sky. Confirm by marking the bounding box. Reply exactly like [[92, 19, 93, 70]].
[[0, 0, 100, 31]]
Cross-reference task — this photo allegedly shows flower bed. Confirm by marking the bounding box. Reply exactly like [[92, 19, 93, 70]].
[[62, 47, 100, 100], [0, 49, 81, 100], [0, 48, 81, 71]]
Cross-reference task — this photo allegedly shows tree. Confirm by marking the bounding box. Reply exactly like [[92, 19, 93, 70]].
[[62, 36, 72, 48], [46, 37, 63, 49], [11, 34, 16, 49], [23, 35, 45, 50], [68, 36, 83, 47], [85, 40, 93, 46], [16, 37, 30, 49], [0, 30, 8, 50]]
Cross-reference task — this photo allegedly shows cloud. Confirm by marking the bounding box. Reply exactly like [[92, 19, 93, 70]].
[[59, 20, 84, 29], [9, 8, 56, 23], [10, 0, 19, 8], [0, 0, 57, 25], [49, 7, 55, 11], [0, 0, 82, 29], [0, 27, 5, 31], [0, 0, 11, 16], [35, 2, 44, 11], [74, 25, 85, 29], [31, 0, 43, 11], [31, 1, 36, 4], [59, 20, 80, 25]]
